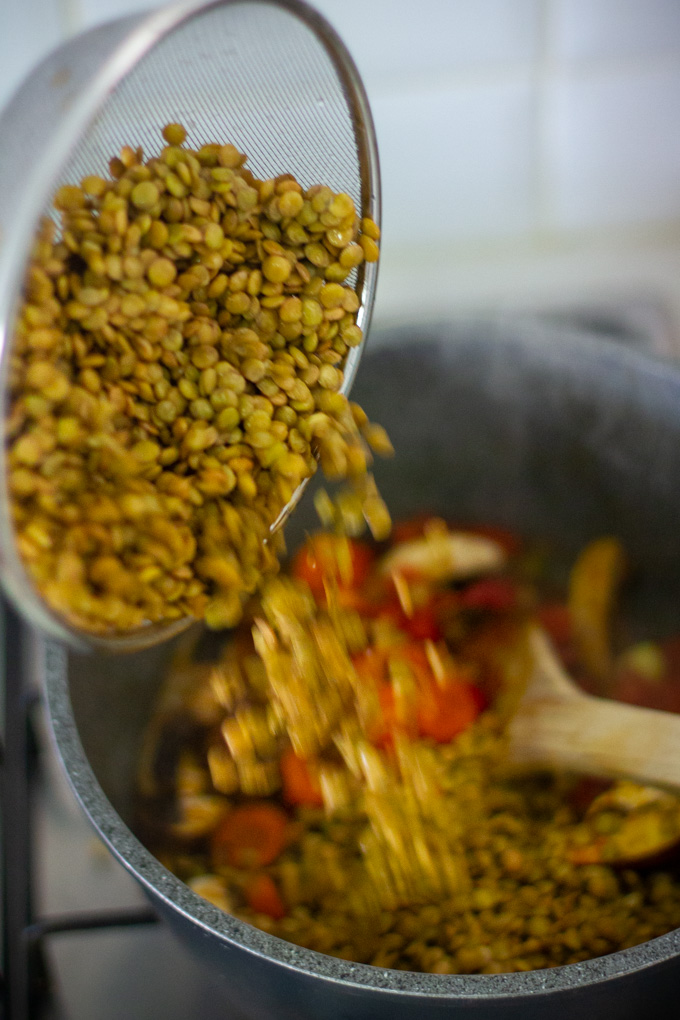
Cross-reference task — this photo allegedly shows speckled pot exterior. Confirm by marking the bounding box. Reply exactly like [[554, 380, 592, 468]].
[[44, 322, 680, 1018]]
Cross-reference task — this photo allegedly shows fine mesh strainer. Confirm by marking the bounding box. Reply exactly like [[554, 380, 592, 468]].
[[0, 0, 380, 652]]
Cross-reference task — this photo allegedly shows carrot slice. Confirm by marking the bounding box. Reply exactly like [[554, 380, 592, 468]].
[[211, 802, 288, 870], [280, 749, 324, 808], [244, 873, 287, 919]]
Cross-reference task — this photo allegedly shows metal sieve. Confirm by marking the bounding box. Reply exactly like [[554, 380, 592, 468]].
[[0, 0, 380, 653]]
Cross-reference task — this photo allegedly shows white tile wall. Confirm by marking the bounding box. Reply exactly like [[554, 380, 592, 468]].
[[76, 0, 164, 25], [0, 0, 63, 109], [375, 77, 536, 246], [553, 0, 680, 63], [74, 0, 542, 85], [2, 0, 680, 331], [546, 65, 680, 230], [314, 0, 542, 89]]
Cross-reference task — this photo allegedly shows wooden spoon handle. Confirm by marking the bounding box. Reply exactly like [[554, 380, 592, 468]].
[[508, 692, 680, 792]]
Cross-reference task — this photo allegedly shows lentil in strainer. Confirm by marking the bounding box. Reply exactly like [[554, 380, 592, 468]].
[[7, 125, 386, 635]]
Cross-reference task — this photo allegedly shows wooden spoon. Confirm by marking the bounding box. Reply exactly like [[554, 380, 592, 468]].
[[507, 626, 680, 793]]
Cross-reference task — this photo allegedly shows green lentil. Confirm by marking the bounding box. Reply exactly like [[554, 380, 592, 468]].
[[8, 125, 382, 636]]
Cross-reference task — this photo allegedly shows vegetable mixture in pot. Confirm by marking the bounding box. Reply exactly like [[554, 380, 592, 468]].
[[136, 520, 680, 974]]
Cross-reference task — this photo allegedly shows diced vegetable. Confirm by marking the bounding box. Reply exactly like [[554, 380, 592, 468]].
[[568, 537, 626, 684], [380, 529, 506, 584], [280, 749, 324, 807], [403, 601, 442, 641], [379, 599, 443, 642], [188, 874, 232, 912], [141, 512, 680, 973], [170, 795, 230, 840], [244, 873, 287, 919], [417, 678, 485, 743], [211, 802, 288, 869], [291, 535, 374, 596]]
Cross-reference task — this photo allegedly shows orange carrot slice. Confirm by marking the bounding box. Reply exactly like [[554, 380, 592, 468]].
[[244, 873, 286, 919], [211, 802, 288, 870]]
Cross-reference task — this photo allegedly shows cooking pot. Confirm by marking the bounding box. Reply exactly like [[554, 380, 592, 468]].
[[44, 319, 680, 1019]]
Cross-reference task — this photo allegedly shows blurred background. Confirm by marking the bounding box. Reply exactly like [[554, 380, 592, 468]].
[[4, 0, 680, 346]]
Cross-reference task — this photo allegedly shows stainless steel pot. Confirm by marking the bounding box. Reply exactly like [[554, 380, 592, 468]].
[[44, 320, 680, 1019]]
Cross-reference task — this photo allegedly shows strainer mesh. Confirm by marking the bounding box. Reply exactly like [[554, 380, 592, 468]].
[[62, 2, 363, 209]]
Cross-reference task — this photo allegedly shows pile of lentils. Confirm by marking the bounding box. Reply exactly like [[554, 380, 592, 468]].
[[7, 124, 389, 634], [233, 725, 680, 973]]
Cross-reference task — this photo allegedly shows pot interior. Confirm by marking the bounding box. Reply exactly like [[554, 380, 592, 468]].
[[65, 320, 680, 910]]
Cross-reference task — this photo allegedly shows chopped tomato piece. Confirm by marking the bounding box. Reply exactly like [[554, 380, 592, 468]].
[[460, 577, 519, 613], [211, 802, 288, 870], [376, 599, 443, 642], [244, 873, 286, 919], [291, 535, 374, 597], [403, 605, 442, 641], [417, 679, 485, 743], [280, 749, 324, 808]]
